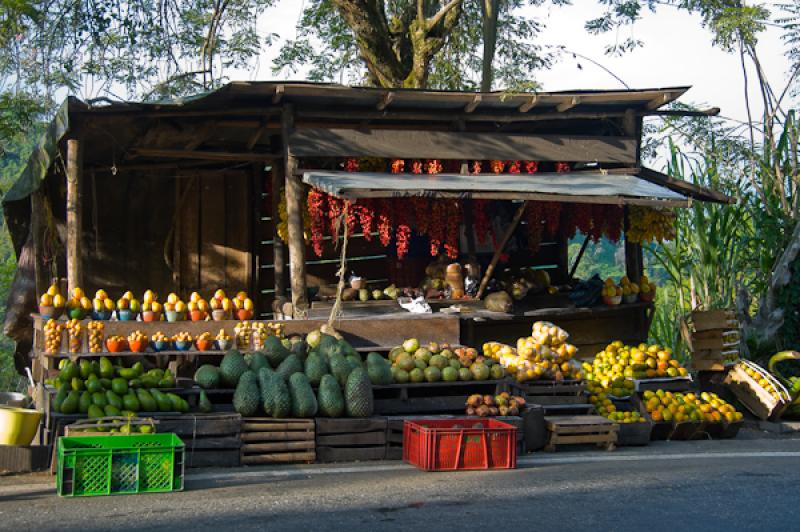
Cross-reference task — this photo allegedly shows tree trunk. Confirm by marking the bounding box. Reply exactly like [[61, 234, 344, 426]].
[[480, 0, 499, 92], [333, 0, 464, 89]]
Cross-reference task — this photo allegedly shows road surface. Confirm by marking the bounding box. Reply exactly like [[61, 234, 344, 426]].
[[1, 436, 798, 531]]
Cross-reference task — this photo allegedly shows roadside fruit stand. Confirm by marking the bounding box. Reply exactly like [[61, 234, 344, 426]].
[[1, 81, 759, 483]]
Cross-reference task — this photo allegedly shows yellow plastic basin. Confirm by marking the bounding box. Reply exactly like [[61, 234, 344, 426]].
[[0, 406, 42, 446]]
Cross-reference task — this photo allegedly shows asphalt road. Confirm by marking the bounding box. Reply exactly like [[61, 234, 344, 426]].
[[2, 436, 799, 532]]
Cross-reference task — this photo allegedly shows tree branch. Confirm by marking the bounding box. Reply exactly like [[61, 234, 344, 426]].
[[427, 0, 463, 32]]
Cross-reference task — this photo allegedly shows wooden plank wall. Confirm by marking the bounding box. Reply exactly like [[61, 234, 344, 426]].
[[176, 170, 252, 300]]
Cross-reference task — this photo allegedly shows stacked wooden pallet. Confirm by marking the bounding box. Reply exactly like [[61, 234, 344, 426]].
[[240, 418, 316, 464], [315, 418, 387, 463], [688, 310, 741, 372]]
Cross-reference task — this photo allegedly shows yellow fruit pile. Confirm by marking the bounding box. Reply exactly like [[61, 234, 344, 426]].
[[584, 341, 688, 396], [626, 206, 676, 244], [39, 283, 66, 309], [44, 319, 64, 353], [65, 319, 83, 353], [174, 331, 192, 343], [234, 321, 252, 348], [151, 331, 170, 343], [92, 289, 115, 312], [197, 331, 213, 342], [601, 278, 622, 298], [87, 321, 104, 352], [128, 330, 147, 344], [483, 321, 582, 382], [142, 289, 163, 313], [735, 361, 791, 403], [216, 329, 231, 342], [276, 187, 311, 244], [642, 390, 743, 424], [588, 393, 646, 423]]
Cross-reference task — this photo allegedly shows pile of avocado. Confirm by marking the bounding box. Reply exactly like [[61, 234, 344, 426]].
[[195, 331, 374, 419], [50, 356, 189, 417]]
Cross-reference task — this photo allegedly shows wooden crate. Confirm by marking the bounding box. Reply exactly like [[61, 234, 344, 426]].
[[0, 445, 50, 473], [723, 363, 791, 421], [373, 380, 509, 415], [240, 418, 315, 465], [511, 380, 587, 406], [543, 415, 618, 452], [691, 310, 738, 332], [159, 413, 242, 467], [315, 417, 387, 463]]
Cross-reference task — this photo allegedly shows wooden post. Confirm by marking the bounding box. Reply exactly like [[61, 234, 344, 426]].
[[66, 139, 83, 293], [623, 207, 644, 282], [281, 106, 308, 316], [30, 188, 49, 295], [271, 163, 287, 298], [476, 201, 527, 299]]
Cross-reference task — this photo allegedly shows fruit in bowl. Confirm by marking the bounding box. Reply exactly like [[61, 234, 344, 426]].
[[601, 278, 622, 306], [127, 330, 148, 352], [638, 275, 657, 302], [151, 331, 171, 352], [196, 332, 214, 351], [174, 331, 193, 351], [39, 283, 66, 319], [106, 335, 127, 353], [92, 289, 115, 320], [233, 292, 255, 320], [215, 329, 232, 350]]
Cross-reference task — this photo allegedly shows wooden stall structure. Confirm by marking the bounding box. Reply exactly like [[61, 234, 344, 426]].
[[4, 82, 733, 369]]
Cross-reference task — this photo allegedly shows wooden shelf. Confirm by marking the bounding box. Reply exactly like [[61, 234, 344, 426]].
[[42, 349, 234, 358]]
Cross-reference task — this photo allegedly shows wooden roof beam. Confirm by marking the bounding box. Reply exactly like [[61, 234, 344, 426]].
[[556, 96, 581, 112], [464, 95, 482, 113], [272, 85, 285, 104], [246, 119, 271, 150], [376, 91, 395, 111], [646, 92, 674, 110], [518, 95, 539, 112], [131, 148, 280, 162]]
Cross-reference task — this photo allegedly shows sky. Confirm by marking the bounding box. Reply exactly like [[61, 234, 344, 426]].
[[242, 1, 794, 124]]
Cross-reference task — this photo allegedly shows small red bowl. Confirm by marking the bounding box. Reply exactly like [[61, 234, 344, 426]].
[[106, 338, 127, 353], [190, 310, 206, 322], [236, 309, 253, 321], [128, 339, 148, 353], [196, 338, 213, 352], [141, 311, 161, 323]]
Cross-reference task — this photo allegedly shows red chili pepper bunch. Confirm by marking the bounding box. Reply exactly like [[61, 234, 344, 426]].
[[525, 161, 539, 174], [395, 200, 413, 260], [428, 201, 447, 256], [410, 160, 423, 174], [525, 202, 544, 252], [307, 189, 327, 257], [604, 205, 624, 243], [426, 159, 443, 174], [443, 201, 461, 259], [391, 159, 405, 173], [541, 201, 562, 238], [555, 162, 571, 173], [471, 160, 483, 174], [413, 197, 430, 236], [570, 203, 593, 238], [344, 158, 359, 172], [507, 160, 521, 174], [472, 199, 491, 245], [589, 205, 606, 243], [355, 199, 375, 241], [377, 198, 394, 247], [490, 160, 505, 174]]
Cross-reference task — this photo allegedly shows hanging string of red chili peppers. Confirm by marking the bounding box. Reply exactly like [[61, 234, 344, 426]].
[[443, 201, 461, 259], [472, 199, 490, 245], [525, 201, 544, 253], [307, 189, 327, 257], [377, 198, 394, 247]]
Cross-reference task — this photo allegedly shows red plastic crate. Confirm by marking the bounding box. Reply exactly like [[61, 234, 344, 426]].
[[403, 419, 517, 471]]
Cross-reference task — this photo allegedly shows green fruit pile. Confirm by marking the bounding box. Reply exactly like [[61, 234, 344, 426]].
[[211, 329, 374, 418], [50, 356, 188, 416], [388, 338, 506, 384]]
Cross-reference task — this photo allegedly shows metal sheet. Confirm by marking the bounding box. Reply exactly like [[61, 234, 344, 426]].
[[302, 170, 689, 206]]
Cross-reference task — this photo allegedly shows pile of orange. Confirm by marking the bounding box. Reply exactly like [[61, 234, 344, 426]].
[[642, 390, 743, 424]]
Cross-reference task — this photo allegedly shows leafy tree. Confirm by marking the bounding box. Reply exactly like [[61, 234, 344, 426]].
[[273, 0, 558, 90]]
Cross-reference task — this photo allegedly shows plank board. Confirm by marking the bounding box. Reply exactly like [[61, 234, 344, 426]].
[[242, 452, 315, 464], [289, 128, 638, 164], [200, 174, 227, 287]]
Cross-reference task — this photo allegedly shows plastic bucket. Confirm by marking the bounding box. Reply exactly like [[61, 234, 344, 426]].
[[0, 406, 42, 445]]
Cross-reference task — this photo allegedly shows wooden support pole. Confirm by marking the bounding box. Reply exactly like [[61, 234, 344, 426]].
[[66, 139, 83, 293], [282, 106, 308, 316], [623, 207, 644, 282], [476, 201, 527, 299], [568, 235, 590, 282], [271, 163, 287, 298]]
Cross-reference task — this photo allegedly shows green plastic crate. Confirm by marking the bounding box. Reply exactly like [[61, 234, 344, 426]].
[[56, 433, 185, 497]]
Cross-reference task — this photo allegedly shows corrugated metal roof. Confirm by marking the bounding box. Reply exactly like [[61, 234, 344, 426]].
[[302, 170, 689, 207]]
